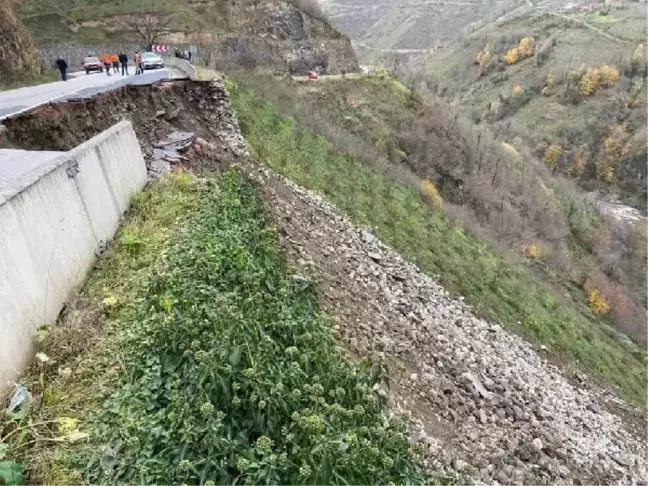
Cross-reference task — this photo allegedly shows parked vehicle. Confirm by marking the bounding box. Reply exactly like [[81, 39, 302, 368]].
[[307, 71, 319, 80], [83, 56, 103, 74], [142, 52, 164, 70]]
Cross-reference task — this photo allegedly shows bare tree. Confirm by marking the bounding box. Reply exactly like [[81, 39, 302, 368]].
[[125, 14, 174, 51]]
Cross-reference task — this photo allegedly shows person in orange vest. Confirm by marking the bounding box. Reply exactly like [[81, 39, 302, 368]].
[[111, 53, 120, 74], [102, 54, 112, 76]]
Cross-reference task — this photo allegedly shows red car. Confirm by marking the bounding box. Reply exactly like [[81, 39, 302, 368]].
[[83, 56, 103, 74], [307, 71, 319, 80]]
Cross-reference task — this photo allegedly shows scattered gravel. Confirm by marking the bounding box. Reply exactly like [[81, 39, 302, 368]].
[[244, 161, 647, 485]]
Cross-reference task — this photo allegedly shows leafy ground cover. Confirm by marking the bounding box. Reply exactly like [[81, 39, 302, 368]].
[[226, 77, 647, 407], [0, 172, 425, 485]]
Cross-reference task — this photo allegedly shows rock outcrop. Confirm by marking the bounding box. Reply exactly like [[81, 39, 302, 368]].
[[0, 0, 41, 80], [23, 0, 359, 75]]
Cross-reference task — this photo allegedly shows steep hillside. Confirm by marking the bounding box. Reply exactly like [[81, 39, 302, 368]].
[[0, 77, 645, 485], [0, 0, 41, 80], [233, 72, 647, 349], [17, 0, 358, 74], [421, 4, 647, 210], [320, 0, 524, 58]]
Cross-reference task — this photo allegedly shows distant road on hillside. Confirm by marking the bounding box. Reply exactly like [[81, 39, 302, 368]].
[[0, 68, 175, 120]]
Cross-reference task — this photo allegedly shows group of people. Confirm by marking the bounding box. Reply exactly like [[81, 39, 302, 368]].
[[101, 51, 145, 76], [174, 48, 192, 62], [54, 49, 152, 82]]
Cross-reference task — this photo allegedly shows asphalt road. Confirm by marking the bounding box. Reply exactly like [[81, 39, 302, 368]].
[[0, 68, 174, 120], [0, 149, 63, 197]]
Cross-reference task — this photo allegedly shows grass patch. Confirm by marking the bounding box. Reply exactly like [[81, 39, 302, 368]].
[[226, 78, 647, 407], [1, 171, 426, 485], [585, 12, 621, 24], [0, 69, 60, 92]]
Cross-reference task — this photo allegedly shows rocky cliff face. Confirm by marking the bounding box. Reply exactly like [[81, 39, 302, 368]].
[[0, 0, 40, 80], [19, 0, 359, 75], [224, 0, 359, 74], [160, 0, 359, 74]]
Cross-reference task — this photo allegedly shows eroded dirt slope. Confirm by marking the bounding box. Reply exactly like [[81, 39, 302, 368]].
[[1, 79, 245, 164]]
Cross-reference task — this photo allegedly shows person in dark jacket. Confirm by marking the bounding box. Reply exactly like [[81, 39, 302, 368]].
[[119, 52, 129, 75], [55, 57, 68, 81]]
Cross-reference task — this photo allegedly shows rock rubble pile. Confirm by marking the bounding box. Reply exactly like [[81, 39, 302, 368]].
[[245, 162, 647, 485]]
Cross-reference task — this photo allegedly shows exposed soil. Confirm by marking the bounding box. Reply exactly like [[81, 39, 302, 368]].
[[242, 161, 647, 485], [0, 79, 246, 167]]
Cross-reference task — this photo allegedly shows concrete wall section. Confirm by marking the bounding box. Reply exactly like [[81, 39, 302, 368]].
[[163, 56, 197, 80], [0, 121, 147, 392]]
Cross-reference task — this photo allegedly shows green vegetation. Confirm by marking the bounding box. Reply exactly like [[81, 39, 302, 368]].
[[1, 172, 425, 485], [226, 77, 647, 406], [0, 69, 60, 91], [412, 6, 647, 345], [17, 0, 224, 43], [585, 12, 620, 24]]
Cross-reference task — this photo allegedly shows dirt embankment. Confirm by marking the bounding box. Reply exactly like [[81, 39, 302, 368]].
[[1, 79, 245, 166], [2, 79, 646, 484]]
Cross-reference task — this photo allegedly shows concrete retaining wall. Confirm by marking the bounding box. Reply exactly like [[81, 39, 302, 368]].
[[38, 43, 141, 70], [163, 56, 197, 80], [0, 121, 147, 392]]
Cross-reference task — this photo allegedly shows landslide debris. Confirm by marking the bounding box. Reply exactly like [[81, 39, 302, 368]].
[[245, 162, 648, 485]]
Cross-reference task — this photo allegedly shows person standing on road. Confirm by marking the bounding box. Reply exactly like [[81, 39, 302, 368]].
[[111, 54, 119, 74], [119, 52, 129, 75], [134, 51, 143, 75], [55, 56, 68, 81], [103, 54, 112, 76]]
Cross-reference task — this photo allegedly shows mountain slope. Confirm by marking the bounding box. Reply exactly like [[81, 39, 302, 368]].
[[0, 0, 41, 80], [17, 0, 359, 74], [0, 76, 645, 485], [421, 5, 647, 209], [320, 0, 524, 56]]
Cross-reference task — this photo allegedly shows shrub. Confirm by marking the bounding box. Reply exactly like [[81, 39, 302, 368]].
[[523, 243, 542, 259], [579, 67, 600, 96], [518, 37, 534, 58], [596, 124, 629, 183], [475, 44, 492, 66], [543, 144, 563, 170], [587, 288, 611, 315], [569, 151, 587, 177], [598, 65, 620, 87], [420, 179, 444, 210], [627, 79, 644, 107], [504, 37, 534, 65], [504, 47, 519, 65], [577, 65, 620, 96]]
